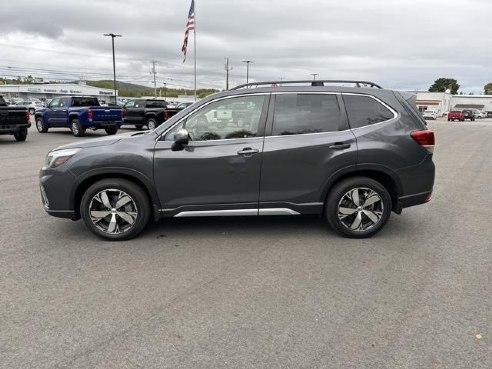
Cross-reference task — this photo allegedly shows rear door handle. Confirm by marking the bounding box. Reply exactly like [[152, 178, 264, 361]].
[[329, 142, 351, 150], [237, 147, 259, 156]]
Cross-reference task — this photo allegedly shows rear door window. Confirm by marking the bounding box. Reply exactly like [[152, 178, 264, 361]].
[[272, 94, 340, 135], [343, 95, 395, 129]]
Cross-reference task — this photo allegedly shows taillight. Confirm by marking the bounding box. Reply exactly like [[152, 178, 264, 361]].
[[121, 109, 125, 118], [87, 108, 93, 121], [411, 130, 435, 154], [164, 110, 169, 120], [25, 110, 30, 122]]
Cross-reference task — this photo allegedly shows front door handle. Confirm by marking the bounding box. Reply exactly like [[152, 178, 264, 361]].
[[237, 147, 259, 156], [329, 142, 351, 150]]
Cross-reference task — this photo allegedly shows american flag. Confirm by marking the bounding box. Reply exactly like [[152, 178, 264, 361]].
[[181, 0, 195, 63]]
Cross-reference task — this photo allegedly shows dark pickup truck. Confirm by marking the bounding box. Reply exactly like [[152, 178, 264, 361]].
[[0, 95, 30, 141], [122, 99, 179, 130], [34, 96, 123, 137]]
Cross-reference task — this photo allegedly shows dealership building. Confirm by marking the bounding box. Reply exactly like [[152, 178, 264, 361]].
[[0, 83, 116, 102], [414, 91, 492, 116]]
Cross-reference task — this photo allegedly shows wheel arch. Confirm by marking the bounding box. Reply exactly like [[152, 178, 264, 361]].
[[72, 169, 161, 221], [321, 165, 403, 214], [68, 113, 80, 123]]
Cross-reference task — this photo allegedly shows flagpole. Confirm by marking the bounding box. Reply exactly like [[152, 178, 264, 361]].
[[193, 1, 197, 101]]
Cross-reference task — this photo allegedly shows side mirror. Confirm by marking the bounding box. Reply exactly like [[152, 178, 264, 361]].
[[171, 129, 190, 151], [174, 129, 190, 145]]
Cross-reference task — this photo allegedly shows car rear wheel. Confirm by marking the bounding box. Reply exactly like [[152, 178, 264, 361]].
[[36, 117, 48, 133], [146, 118, 157, 130], [105, 126, 118, 135], [71, 119, 85, 137], [326, 177, 391, 238], [80, 179, 151, 241], [14, 127, 28, 141]]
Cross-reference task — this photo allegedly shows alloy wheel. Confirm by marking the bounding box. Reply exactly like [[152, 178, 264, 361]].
[[337, 187, 384, 232], [88, 189, 138, 235]]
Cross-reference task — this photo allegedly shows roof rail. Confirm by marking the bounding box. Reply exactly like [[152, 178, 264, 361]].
[[230, 80, 383, 90]]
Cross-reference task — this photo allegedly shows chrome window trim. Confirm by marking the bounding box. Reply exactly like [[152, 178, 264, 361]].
[[156, 93, 270, 142], [341, 92, 399, 130]]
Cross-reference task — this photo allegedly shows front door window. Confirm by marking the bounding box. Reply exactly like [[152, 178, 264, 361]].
[[164, 95, 265, 141]]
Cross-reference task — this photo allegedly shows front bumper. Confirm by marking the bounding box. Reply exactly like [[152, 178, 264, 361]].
[[39, 167, 78, 220]]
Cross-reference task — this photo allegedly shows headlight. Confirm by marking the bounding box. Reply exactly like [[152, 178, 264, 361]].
[[45, 148, 81, 168]]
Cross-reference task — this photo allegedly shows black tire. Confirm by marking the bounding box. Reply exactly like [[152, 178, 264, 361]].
[[80, 178, 151, 241], [14, 127, 28, 141], [448, 118, 451, 121], [70, 119, 85, 137], [135, 124, 144, 130], [105, 126, 118, 135], [146, 117, 157, 130], [36, 117, 48, 133], [325, 176, 391, 238]]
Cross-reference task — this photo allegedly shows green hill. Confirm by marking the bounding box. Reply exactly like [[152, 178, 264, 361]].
[[86, 80, 217, 99]]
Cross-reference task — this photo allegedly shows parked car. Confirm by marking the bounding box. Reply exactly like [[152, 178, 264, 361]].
[[462, 109, 475, 121], [40, 80, 435, 241], [175, 102, 194, 110], [422, 109, 438, 120], [15, 100, 45, 114], [471, 109, 486, 119], [34, 96, 123, 137], [122, 99, 179, 130], [0, 95, 31, 141], [448, 111, 464, 121]]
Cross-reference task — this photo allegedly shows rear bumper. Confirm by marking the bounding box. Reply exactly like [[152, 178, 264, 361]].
[[399, 191, 432, 209], [84, 120, 122, 128], [0, 122, 31, 133]]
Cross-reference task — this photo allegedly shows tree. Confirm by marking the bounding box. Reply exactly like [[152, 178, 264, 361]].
[[428, 78, 459, 94], [484, 83, 492, 95]]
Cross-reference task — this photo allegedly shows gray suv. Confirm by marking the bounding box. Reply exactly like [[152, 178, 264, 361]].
[[39, 80, 435, 240]]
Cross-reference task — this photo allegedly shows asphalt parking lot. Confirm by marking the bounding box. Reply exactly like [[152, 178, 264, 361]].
[[1, 119, 491, 369]]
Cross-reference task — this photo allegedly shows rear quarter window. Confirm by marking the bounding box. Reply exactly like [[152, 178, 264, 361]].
[[343, 95, 395, 129]]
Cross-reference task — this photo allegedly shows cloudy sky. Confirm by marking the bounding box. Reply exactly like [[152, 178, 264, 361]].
[[0, 0, 491, 92]]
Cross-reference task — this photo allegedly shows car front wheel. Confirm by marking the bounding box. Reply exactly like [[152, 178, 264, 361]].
[[326, 177, 391, 238], [80, 179, 151, 241]]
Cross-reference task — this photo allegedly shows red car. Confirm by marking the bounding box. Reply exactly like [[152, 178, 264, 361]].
[[448, 111, 464, 121]]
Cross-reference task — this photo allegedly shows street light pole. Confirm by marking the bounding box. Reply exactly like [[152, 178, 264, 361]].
[[311, 73, 318, 80], [104, 33, 122, 104], [242, 60, 253, 84]]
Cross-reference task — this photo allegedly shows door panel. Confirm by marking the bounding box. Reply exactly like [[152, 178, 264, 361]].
[[259, 93, 358, 207], [153, 94, 270, 214], [154, 137, 264, 211], [260, 131, 357, 205]]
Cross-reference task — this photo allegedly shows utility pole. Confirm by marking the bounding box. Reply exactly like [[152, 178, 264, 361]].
[[163, 83, 167, 99], [224, 57, 233, 90], [151, 60, 158, 98], [242, 60, 253, 84], [311, 73, 318, 80], [103, 33, 122, 104]]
